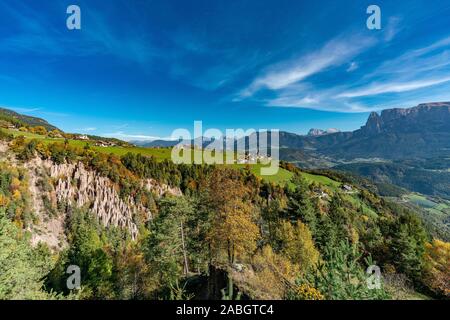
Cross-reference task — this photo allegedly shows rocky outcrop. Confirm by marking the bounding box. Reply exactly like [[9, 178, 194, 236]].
[[50, 161, 142, 240], [362, 112, 383, 135], [26, 159, 182, 244], [360, 102, 450, 135], [49, 162, 151, 239], [22, 158, 64, 250], [142, 178, 183, 197]]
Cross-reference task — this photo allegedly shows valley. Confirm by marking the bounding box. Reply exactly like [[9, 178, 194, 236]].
[[0, 103, 449, 301]]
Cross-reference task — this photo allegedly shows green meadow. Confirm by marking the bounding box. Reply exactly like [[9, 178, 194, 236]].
[[2, 128, 385, 216], [2, 128, 294, 185]]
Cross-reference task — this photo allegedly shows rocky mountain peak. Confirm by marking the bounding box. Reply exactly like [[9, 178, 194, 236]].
[[307, 128, 341, 136], [361, 102, 450, 135], [362, 112, 383, 135]]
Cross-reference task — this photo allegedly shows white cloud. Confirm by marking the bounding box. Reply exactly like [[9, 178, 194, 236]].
[[346, 62, 358, 72], [240, 34, 376, 97], [102, 131, 174, 142], [266, 94, 373, 113], [269, 94, 321, 106], [337, 77, 450, 98], [384, 16, 402, 42], [369, 37, 450, 77], [7, 106, 42, 113], [412, 36, 450, 57], [77, 127, 97, 132]]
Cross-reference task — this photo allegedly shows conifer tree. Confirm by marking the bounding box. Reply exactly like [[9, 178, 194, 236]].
[[0, 210, 54, 299], [285, 176, 317, 233]]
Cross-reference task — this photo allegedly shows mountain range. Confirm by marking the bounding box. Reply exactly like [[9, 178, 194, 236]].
[[297, 102, 450, 160], [279, 102, 450, 198], [137, 102, 450, 199], [3, 102, 450, 199], [146, 102, 450, 160]]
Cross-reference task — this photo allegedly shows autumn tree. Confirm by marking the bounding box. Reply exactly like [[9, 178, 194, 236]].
[[278, 220, 320, 272], [30, 126, 47, 136], [423, 239, 450, 298], [113, 242, 153, 299], [205, 168, 259, 265], [250, 245, 300, 299]]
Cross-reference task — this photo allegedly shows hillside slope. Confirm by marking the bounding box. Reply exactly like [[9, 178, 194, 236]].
[[0, 107, 60, 131]]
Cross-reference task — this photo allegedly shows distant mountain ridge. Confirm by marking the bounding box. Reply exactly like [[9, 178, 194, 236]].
[[358, 102, 450, 136], [0, 107, 60, 131], [134, 139, 181, 147], [276, 102, 450, 160], [142, 102, 450, 160], [307, 128, 340, 136]]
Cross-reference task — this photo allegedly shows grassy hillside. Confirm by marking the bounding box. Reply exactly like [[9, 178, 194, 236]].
[[398, 193, 450, 241], [1, 128, 294, 185], [2, 127, 445, 301], [0, 107, 59, 131], [6, 127, 444, 230]]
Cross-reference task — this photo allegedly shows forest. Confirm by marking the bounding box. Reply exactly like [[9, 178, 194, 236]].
[[0, 135, 449, 300]]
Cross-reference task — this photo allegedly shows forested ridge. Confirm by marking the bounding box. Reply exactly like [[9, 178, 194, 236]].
[[0, 134, 449, 300]]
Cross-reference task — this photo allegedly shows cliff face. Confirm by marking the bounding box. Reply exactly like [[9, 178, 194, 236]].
[[303, 102, 450, 159], [51, 161, 143, 240], [361, 112, 383, 135], [26, 157, 181, 249], [360, 102, 450, 135]]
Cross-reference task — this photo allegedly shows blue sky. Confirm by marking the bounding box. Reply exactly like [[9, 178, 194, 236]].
[[1, 0, 450, 140]]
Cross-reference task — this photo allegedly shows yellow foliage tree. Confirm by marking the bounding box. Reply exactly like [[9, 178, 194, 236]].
[[278, 220, 320, 272], [206, 168, 259, 265], [30, 126, 47, 136], [35, 141, 50, 158], [10, 177, 21, 191], [12, 190, 21, 201], [293, 283, 324, 300], [0, 194, 9, 207], [423, 239, 450, 298], [249, 245, 300, 299]]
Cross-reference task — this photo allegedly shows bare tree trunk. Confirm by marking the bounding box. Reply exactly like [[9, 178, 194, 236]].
[[227, 240, 232, 265], [180, 220, 189, 275]]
